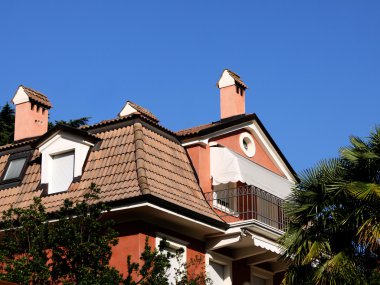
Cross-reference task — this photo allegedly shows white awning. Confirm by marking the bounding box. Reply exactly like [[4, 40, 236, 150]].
[[210, 146, 293, 199], [252, 235, 281, 254]]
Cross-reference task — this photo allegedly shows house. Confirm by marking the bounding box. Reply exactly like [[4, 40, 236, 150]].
[[0, 70, 297, 285]]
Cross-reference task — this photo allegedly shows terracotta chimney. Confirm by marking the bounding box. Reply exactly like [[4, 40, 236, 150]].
[[12, 86, 52, 141], [217, 69, 248, 119]]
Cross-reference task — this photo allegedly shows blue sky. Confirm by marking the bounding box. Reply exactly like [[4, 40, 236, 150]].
[[1, 1, 379, 173]]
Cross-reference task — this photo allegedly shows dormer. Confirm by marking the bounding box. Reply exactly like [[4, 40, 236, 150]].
[[34, 125, 99, 195], [12, 85, 52, 142]]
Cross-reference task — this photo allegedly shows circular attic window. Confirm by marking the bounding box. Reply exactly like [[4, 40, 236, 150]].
[[239, 132, 256, 157]]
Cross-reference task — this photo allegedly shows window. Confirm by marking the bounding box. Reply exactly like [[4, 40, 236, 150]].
[[50, 151, 74, 194], [3, 157, 26, 181], [239, 132, 256, 157], [1, 153, 29, 187], [156, 234, 187, 284], [206, 253, 232, 285]]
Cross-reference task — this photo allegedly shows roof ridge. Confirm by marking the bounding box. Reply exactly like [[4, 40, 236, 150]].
[[133, 122, 150, 195]]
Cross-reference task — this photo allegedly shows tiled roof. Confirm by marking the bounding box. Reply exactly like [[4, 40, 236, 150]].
[[126, 101, 159, 122], [0, 138, 36, 151], [0, 117, 222, 224], [21, 86, 53, 108]]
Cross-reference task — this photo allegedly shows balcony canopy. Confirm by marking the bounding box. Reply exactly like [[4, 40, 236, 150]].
[[210, 146, 293, 199]]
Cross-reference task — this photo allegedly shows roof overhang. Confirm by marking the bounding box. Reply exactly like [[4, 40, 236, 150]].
[[104, 200, 226, 240]]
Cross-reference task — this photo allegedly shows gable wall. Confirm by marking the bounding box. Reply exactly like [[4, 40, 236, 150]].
[[210, 129, 285, 177]]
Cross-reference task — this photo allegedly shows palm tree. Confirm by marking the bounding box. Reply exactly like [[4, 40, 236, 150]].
[[280, 127, 380, 285]]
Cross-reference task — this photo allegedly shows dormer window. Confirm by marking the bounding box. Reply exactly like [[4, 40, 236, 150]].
[[35, 125, 98, 195], [50, 151, 75, 194]]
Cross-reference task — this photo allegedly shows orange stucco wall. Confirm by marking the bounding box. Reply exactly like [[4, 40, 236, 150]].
[[14, 102, 49, 141], [109, 221, 206, 280]]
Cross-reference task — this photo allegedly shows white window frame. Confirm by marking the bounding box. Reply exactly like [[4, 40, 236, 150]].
[[2, 157, 27, 181], [156, 233, 188, 283], [206, 252, 232, 285], [49, 150, 75, 194], [239, 132, 256, 157]]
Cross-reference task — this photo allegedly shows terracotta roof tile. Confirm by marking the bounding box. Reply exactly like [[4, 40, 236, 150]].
[[0, 139, 36, 151], [21, 86, 53, 109]]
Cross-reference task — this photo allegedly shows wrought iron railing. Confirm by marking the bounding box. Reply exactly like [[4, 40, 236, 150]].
[[204, 186, 287, 231]]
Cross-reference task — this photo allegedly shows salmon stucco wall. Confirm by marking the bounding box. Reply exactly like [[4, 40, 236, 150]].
[[186, 144, 212, 194], [220, 85, 245, 119], [109, 221, 206, 280], [110, 221, 156, 278]]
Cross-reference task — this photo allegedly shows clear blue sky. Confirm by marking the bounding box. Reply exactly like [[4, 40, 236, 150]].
[[1, 1, 379, 173]]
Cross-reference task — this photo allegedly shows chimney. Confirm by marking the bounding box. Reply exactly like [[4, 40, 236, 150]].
[[217, 69, 248, 119], [12, 86, 52, 141]]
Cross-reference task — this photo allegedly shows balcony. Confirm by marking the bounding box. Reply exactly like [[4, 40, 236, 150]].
[[204, 185, 287, 231]]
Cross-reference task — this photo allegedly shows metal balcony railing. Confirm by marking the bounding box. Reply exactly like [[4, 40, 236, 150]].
[[204, 186, 287, 231]]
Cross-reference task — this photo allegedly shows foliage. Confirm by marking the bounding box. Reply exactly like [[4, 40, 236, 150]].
[[48, 117, 90, 130], [124, 238, 211, 285], [0, 183, 210, 285], [0, 102, 90, 146], [0, 103, 15, 145], [0, 183, 120, 285], [280, 126, 380, 284]]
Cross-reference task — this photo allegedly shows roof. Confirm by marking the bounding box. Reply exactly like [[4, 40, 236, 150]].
[[124, 101, 159, 123], [0, 116, 223, 226], [21, 86, 52, 109]]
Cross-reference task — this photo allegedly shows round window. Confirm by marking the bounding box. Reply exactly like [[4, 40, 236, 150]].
[[239, 133, 256, 157]]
